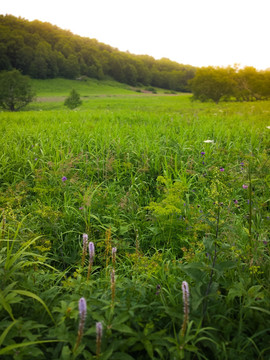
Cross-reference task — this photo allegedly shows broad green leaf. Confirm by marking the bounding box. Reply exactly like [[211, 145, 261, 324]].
[[0, 320, 17, 346], [0, 340, 61, 355], [111, 323, 136, 335], [12, 290, 55, 324], [0, 290, 15, 320]]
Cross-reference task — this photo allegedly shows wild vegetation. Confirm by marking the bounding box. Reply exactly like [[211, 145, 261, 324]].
[[0, 82, 270, 359]]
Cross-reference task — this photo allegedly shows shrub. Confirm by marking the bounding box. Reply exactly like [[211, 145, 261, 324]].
[[64, 89, 82, 109]]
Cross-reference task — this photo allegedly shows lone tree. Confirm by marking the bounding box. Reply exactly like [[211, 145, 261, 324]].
[[0, 69, 35, 111], [64, 89, 82, 109]]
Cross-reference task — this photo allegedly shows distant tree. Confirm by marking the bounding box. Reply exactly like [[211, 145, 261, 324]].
[[64, 89, 82, 109], [0, 69, 35, 111], [64, 54, 80, 79], [189, 66, 236, 103], [235, 67, 270, 101]]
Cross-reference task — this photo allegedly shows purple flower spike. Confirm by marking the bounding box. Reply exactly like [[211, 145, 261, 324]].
[[79, 297, 87, 317], [201, 152, 205, 156], [242, 184, 248, 189], [89, 242, 95, 260], [62, 176, 67, 182], [88, 241, 95, 264], [112, 247, 117, 255], [96, 322, 103, 338], [220, 168, 225, 172]]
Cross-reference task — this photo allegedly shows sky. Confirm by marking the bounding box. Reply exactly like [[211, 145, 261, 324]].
[[1, 0, 269, 70]]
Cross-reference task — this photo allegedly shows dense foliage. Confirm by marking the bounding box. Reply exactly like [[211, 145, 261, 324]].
[[0, 91, 270, 359], [190, 66, 270, 103], [0, 69, 35, 111], [0, 14, 195, 91], [64, 89, 82, 109]]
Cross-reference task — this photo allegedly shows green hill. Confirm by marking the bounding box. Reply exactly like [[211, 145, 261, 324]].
[[0, 14, 196, 91]]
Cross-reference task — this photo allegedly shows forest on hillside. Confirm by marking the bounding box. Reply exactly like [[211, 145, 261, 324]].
[[0, 15, 196, 91]]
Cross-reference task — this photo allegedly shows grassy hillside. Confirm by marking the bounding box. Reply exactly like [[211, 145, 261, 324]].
[[31, 77, 137, 97], [0, 95, 270, 359]]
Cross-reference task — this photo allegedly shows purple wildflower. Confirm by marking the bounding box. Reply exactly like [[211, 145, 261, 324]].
[[96, 322, 103, 339], [81, 233, 88, 267], [234, 199, 238, 204], [242, 184, 248, 189], [62, 176, 67, 182], [74, 297, 87, 351], [156, 284, 161, 295], [96, 322, 103, 357], [181, 281, 190, 336], [79, 207, 84, 210], [112, 247, 117, 269], [220, 168, 225, 172], [89, 242, 95, 264], [79, 297, 87, 318], [201, 152, 205, 156]]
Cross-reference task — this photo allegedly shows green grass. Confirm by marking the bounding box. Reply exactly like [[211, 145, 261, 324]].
[[0, 93, 270, 359], [31, 77, 135, 97]]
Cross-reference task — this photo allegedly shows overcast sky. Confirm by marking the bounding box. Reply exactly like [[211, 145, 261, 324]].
[[1, 0, 269, 69]]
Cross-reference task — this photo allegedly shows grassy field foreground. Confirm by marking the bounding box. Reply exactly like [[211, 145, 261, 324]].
[[0, 93, 270, 359]]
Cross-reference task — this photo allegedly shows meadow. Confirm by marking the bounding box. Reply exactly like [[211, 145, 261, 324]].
[[0, 79, 270, 359]]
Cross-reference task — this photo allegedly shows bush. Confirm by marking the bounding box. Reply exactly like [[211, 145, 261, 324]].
[[64, 89, 82, 109]]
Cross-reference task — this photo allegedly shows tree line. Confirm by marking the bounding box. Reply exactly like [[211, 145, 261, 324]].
[[1, 15, 269, 103], [0, 15, 195, 91], [190, 66, 270, 103]]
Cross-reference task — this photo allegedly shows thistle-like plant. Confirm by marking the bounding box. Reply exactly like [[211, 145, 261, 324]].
[[180, 281, 189, 337], [105, 227, 112, 275], [111, 269, 115, 304], [96, 321, 103, 358], [81, 233, 88, 267], [74, 297, 87, 352], [112, 247, 117, 270], [87, 242, 95, 281]]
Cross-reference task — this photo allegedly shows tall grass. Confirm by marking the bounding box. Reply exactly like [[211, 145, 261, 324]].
[[0, 94, 270, 359]]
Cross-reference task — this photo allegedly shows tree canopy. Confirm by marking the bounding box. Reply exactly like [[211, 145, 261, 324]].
[[0, 15, 195, 91], [0, 69, 35, 111], [189, 66, 270, 103]]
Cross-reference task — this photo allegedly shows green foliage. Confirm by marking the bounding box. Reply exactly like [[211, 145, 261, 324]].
[[64, 89, 82, 109], [0, 14, 195, 90], [0, 69, 35, 111], [0, 95, 270, 358], [190, 65, 270, 103]]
